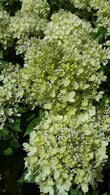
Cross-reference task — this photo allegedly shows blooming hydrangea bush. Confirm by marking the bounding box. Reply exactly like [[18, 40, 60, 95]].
[[1, 0, 110, 194]]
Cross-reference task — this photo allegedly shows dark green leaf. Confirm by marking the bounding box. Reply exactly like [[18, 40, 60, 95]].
[[1, 127, 9, 137], [92, 192, 98, 195], [10, 137, 21, 149], [17, 106, 27, 113], [27, 113, 36, 122], [13, 119, 21, 132], [70, 189, 82, 195], [4, 147, 13, 156], [24, 110, 45, 136]]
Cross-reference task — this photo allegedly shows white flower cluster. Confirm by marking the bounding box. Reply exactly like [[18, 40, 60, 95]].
[[24, 106, 110, 194], [70, 0, 101, 9], [0, 64, 24, 130], [0, 10, 12, 47], [97, 1, 110, 36], [21, 11, 108, 113], [70, 0, 110, 37], [10, 0, 50, 53]]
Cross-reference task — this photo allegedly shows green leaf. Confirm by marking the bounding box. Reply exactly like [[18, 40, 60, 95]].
[[91, 27, 107, 43], [17, 106, 27, 113], [92, 192, 98, 195], [4, 147, 13, 156], [18, 174, 26, 183], [10, 138, 21, 149], [13, 119, 21, 132], [39, 109, 45, 118], [102, 193, 108, 195], [0, 50, 3, 59], [1, 127, 9, 137], [9, 119, 21, 133], [24, 118, 39, 136], [27, 113, 36, 122], [70, 189, 82, 195], [24, 110, 45, 136]]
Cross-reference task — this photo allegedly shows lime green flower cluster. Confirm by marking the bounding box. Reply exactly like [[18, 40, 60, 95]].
[[69, 0, 102, 9], [10, 0, 50, 53], [22, 11, 107, 113], [70, 0, 91, 9], [97, 1, 110, 36], [21, 0, 49, 17], [0, 64, 24, 130], [0, 10, 12, 47], [23, 11, 110, 193], [24, 105, 110, 194], [70, 0, 110, 37]]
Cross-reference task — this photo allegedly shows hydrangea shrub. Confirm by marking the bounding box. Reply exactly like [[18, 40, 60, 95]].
[[0, 0, 110, 194]]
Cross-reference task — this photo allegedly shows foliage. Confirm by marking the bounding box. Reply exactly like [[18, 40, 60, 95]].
[[0, 0, 21, 15]]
